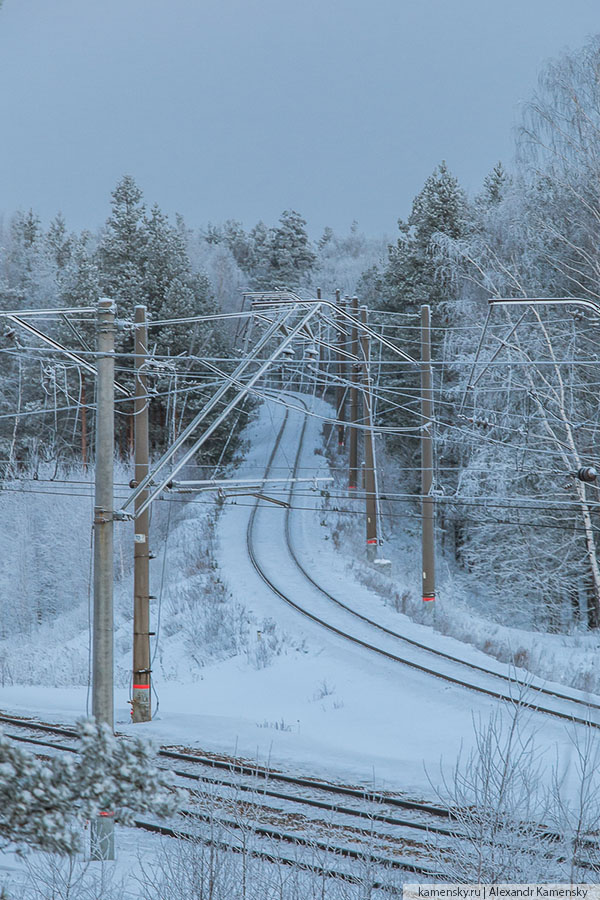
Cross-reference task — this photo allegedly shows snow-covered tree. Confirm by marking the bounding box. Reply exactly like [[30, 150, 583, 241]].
[[309, 222, 388, 298], [0, 719, 179, 855], [263, 209, 316, 289], [477, 161, 510, 209], [45, 214, 73, 272], [518, 34, 600, 298], [97, 175, 147, 309], [378, 161, 469, 314]]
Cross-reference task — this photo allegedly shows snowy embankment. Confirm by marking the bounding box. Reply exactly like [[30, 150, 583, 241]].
[[314, 424, 600, 700], [0, 461, 249, 691], [285, 404, 600, 700], [0, 393, 596, 801]]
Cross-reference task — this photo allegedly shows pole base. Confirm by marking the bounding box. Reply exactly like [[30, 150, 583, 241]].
[[90, 813, 115, 860], [366, 539, 378, 563], [131, 685, 151, 723]]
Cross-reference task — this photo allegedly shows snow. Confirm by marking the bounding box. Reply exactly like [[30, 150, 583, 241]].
[[0, 391, 593, 805]]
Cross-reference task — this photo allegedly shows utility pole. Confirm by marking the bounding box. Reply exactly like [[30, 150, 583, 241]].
[[81, 373, 88, 471], [91, 298, 116, 860], [421, 304, 435, 603], [360, 306, 378, 560], [132, 305, 151, 723], [349, 296, 359, 490], [315, 288, 327, 388], [335, 289, 346, 448]]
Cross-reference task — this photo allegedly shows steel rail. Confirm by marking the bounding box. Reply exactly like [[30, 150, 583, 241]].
[[159, 745, 451, 819], [176, 766, 455, 836], [133, 818, 436, 885], [0, 712, 452, 822], [178, 806, 439, 873], [1, 720, 453, 836], [1, 717, 573, 867], [0, 715, 440, 882], [245, 395, 600, 731], [284, 398, 600, 717]]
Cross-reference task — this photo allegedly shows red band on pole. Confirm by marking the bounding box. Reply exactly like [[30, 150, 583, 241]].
[[99, 811, 115, 817], [366, 539, 378, 544], [133, 684, 150, 689], [422, 595, 435, 602], [348, 485, 357, 490]]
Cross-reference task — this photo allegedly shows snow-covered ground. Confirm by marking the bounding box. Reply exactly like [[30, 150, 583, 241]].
[[0, 391, 597, 807]]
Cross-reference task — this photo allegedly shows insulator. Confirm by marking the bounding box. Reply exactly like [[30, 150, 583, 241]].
[[577, 466, 598, 483]]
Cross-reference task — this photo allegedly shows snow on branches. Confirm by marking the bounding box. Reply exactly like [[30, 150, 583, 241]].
[[0, 719, 180, 854]]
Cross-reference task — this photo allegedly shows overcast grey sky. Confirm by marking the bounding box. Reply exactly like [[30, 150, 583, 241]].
[[0, 0, 599, 237]]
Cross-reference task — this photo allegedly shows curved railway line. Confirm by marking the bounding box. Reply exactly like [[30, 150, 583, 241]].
[[4, 391, 600, 883], [248, 393, 600, 732]]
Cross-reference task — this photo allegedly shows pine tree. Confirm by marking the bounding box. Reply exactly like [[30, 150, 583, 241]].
[[6, 209, 47, 298], [0, 720, 179, 854], [380, 161, 469, 312], [97, 175, 147, 311], [262, 209, 316, 289], [45, 213, 73, 271], [318, 226, 334, 250], [59, 233, 101, 311], [20, 209, 42, 248], [478, 161, 509, 208], [220, 219, 256, 272]]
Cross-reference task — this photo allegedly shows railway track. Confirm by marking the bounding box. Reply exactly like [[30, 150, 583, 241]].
[[4, 394, 598, 883], [247, 393, 600, 732], [0, 711, 441, 884], [0, 711, 449, 824], [4, 709, 595, 878]]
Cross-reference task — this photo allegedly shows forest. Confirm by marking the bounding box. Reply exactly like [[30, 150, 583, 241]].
[[2, 34, 600, 648]]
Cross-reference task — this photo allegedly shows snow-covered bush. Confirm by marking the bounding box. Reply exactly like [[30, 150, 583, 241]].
[[10, 855, 126, 900], [429, 703, 600, 882], [0, 719, 180, 855]]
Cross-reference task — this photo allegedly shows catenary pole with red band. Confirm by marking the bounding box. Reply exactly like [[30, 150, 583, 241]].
[[360, 306, 378, 561], [421, 304, 436, 602], [132, 305, 152, 723]]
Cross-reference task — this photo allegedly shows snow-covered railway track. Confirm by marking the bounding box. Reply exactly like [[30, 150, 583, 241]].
[[0, 712, 452, 835], [8, 712, 597, 880], [248, 394, 600, 731], [0, 711, 446, 817], [134, 817, 433, 891], [160, 744, 451, 825], [0, 711, 440, 882]]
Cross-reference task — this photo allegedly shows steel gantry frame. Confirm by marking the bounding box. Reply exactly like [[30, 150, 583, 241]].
[[0, 293, 434, 863], [119, 305, 319, 518], [118, 296, 422, 520]]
